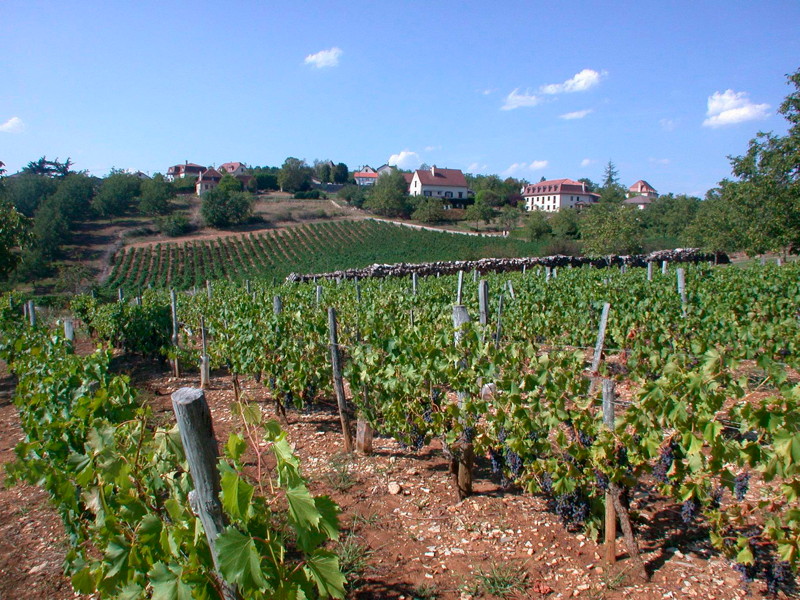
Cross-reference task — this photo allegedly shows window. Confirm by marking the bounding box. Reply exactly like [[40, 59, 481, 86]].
[[445, 191, 453, 198], [424, 191, 432, 197]]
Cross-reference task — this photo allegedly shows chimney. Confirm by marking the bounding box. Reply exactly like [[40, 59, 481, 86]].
[[431, 165, 436, 176]]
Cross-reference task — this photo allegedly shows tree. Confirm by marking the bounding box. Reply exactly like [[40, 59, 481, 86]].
[[3, 174, 59, 217], [138, 174, 175, 216], [602, 160, 620, 188], [50, 173, 96, 222], [581, 203, 643, 255], [278, 157, 312, 193], [549, 208, 581, 239], [499, 205, 523, 231], [314, 160, 333, 183], [463, 200, 494, 230], [218, 174, 243, 194], [641, 194, 701, 239], [364, 170, 410, 217], [333, 163, 349, 184], [721, 68, 800, 254], [92, 171, 141, 220], [22, 156, 74, 178], [411, 198, 446, 224], [200, 188, 254, 228], [525, 210, 552, 241], [475, 189, 504, 207], [0, 199, 32, 279], [578, 177, 598, 193], [682, 183, 745, 253]]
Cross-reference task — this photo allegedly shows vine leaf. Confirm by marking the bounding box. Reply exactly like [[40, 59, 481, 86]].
[[303, 549, 347, 599], [216, 527, 268, 590], [149, 562, 193, 600]]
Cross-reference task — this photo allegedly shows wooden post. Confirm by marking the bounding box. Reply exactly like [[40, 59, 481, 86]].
[[328, 308, 354, 453], [27, 300, 35, 327], [412, 272, 418, 295], [456, 270, 464, 305], [273, 295, 283, 315], [200, 316, 210, 389], [206, 280, 212, 299], [118, 288, 124, 303], [356, 417, 373, 454], [451, 304, 473, 500], [64, 319, 74, 342], [647, 261, 653, 282], [777, 257, 783, 267], [676, 268, 687, 317], [472, 269, 478, 282], [495, 293, 504, 346], [760, 256, 766, 266], [170, 289, 180, 377], [602, 379, 617, 565], [545, 266, 552, 282], [591, 303, 611, 375], [171, 388, 240, 600], [245, 279, 251, 294], [316, 285, 323, 306], [506, 280, 515, 300], [661, 260, 668, 275], [410, 309, 415, 327], [478, 280, 489, 326], [553, 267, 558, 279], [522, 264, 526, 275]]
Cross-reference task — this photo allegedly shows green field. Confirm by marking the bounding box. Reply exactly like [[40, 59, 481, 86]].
[[105, 219, 543, 292]]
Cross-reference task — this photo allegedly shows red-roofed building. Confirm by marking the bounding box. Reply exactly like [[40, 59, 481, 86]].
[[354, 165, 379, 186], [166, 161, 207, 181], [220, 162, 247, 177], [522, 179, 599, 212], [196, 168, 222, 195], [627, 180, 658, 199], [409, 166, 469, 206]]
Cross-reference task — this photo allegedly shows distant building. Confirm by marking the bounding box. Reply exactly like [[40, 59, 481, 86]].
[[127, 170, 151, 180], [377, 164, 396, 177], [220, 162, 247, 177], [408, 166, 469, 208], [166, 161, 207, 181], [196, 168, 222, 195], [627, 180, 658, 198], [623, 195, 655, 210], [522, 178, 599, 212], [354, 165, 379, 186]]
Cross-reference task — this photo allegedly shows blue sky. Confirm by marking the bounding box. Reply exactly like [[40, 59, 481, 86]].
[[1, 1, 798, 196]]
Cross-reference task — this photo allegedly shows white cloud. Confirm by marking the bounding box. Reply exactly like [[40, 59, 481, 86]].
[[501, 89, 541, 111], [702, 89, 770, 128], [540, 69, 606, 95], [0, 116, 25, 133], [649, 157, 671, 166], [424, 145, 440, 152], [304, 47, 343, 69], [580, 158, 596, 167], [660, 118, 678, 131], [388, 150, 421, 170], [466, 162, 488, 173], [560, 109, 593, 120], [503, 160, 548, 176], [481, 88, 495, 96]]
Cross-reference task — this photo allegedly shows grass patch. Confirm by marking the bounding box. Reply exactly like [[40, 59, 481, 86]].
[[323, 452, 357, 492], [335, 532, 371, 590], [472, 561, 528, 598]]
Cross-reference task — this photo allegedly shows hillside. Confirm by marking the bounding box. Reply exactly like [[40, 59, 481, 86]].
[[105, 218, 543, 293]]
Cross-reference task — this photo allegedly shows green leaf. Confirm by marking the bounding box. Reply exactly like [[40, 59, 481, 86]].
[[286, 484, 321, 530], [71, 567, 98, 593], [220, 464, 254, 522], [225, 433, 247, 462], [215, 527, 267, 590], [736, 544, 754, 565], [303, 549, 346, 599], [117, 581, 145, 600], [149, 562, 193, 600]]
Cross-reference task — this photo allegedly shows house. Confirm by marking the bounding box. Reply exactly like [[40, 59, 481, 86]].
[[127, 170, 151, 180], [376, 164, 396, 177], [196, 168, 222, 195], [522, 178, 599, 212], [408, 166, 469, 207], [627, 180, 658, 198], [220, 162, 247, 177], [624, 195, 655, 210], [354, 165, 379, 186], [166, 161, 207, 181]]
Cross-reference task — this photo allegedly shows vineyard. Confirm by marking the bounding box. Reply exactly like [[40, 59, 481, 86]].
[[105, 220, 541, 293], [3, 260, 800, 598]]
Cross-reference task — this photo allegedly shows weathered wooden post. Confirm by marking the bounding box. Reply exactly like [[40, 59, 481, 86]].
[[245, 279, 251, 294], [27, 300, 35, 327], [478, 280, 489, 326], [545, 266, 552, 282], [495, 293, 504, 346], [171, 388, 240, 600], [316, 285, 323, 306], [451, 304, 473, 500], [273, 295, 283, 315], [170, 289, 180, 377], [200, 316, 210, 389], [328, 308, 354, 453], [64, 319, 74, 343], [206, 280, 212, 299], [412, 272, 418, 295], [472, 269, 478, 282], [591, 303, 611, 375], [456, 270, 464, 304], [661, 260, 668, 275], [506, 280, 515, 300], [676, 268, 687, 317], [602, 379, 617, 565], [118, 288, 124, 303], [647, 261, 653, 282]]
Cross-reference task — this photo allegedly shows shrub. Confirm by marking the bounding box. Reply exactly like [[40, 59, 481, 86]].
[[158, 214, 193, 237], [294, 190, 321, 199], [200, 189, 254, 228]]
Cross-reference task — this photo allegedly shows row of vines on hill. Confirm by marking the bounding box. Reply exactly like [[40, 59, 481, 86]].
[[11, 260, 800, 596], [105, 220, 540, 294]]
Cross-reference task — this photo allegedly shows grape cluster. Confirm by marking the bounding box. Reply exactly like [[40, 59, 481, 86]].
[[680, 498, 699, 524], [577, 430, 595, 447], [734, 472, 750, 502], [733, 542, 796, 596], [461, 426, 476, 443], [552, 491, 590, 530], [653, 440, 678, 484], [594, 469, 609, 493]]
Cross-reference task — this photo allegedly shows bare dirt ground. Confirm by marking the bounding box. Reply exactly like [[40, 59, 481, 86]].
[[0, 343, 782, 600]]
